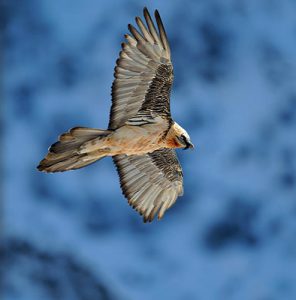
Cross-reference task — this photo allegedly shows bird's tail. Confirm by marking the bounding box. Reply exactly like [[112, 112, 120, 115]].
[[37, 127, 112, 172]]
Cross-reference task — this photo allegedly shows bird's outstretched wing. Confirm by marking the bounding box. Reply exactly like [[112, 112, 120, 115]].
[[109, 7, 173, 129], [113, 149, 183, 222]]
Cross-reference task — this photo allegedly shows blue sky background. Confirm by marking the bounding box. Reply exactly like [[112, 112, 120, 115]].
[[2, 0, 296, 299]]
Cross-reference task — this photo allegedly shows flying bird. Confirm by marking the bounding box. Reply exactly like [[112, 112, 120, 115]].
[[37, 8, 193, 222]]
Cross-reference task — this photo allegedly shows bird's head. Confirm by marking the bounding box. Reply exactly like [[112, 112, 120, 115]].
[[171, 122, 194, 150]]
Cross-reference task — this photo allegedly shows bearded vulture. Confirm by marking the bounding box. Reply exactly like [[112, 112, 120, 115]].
[[38, 7, 193, 222]]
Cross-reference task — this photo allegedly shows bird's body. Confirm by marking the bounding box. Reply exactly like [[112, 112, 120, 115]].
[[79, 116, 167, 156], [79, 118, 186, 157], [38, 8, 193, 222]]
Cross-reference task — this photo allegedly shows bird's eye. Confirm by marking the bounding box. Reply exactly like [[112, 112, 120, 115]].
[[177, 134, 187, 145], [181, 134, 187, 144]]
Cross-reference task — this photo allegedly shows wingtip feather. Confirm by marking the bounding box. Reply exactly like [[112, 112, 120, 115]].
[[154, 9, 171, 58]]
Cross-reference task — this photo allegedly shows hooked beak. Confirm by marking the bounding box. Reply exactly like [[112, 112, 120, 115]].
[[184, 140, 194, 150]]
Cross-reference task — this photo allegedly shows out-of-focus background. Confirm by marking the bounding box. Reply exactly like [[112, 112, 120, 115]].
[[2, 0, 296, 299]]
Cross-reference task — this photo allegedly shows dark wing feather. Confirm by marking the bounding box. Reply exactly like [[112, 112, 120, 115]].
[[113, 149, 183, 222], [109, 8, 173, 130]]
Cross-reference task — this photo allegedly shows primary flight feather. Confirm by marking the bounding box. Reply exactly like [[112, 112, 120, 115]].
[[37, 7, 193, 222]]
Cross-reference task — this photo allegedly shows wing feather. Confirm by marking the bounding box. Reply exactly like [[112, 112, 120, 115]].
[[113, 149, 183, 222], [155, 10, 171, 58], [143, 7, 163, 49], [135, 17, 155, 44], [109, 7, 173, 130]]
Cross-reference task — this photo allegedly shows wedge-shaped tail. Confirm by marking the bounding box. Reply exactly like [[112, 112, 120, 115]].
[[37, 127, 112, 172]]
